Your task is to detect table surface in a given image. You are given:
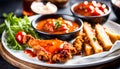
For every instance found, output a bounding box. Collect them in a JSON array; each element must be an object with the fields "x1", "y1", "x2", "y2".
[{"x1": 0, "y1": 0, "x2": 120, "y2": 69}]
